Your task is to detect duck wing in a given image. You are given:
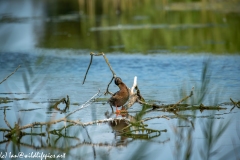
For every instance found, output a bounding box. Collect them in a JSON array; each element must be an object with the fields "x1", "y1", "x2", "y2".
[{"x1": 108, "y1": 91, "x2": 119, "y2": 106}]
